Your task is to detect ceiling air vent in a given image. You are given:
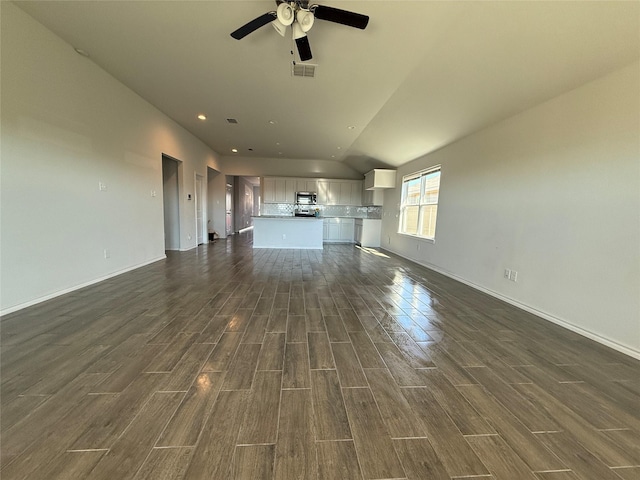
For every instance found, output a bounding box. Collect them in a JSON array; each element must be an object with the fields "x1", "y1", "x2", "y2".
[
  {"x1": 292, "y1": 63, "x2": 317, "y2": 78},
  {"x1": 226, "y1": 118, "x2": 238, "y2": 124}
]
